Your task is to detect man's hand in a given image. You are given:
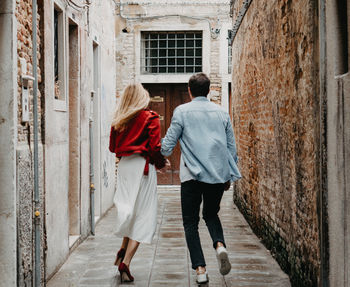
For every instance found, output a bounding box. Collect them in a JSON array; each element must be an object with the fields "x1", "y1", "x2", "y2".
[{"x1": 159, "y1": 159, "x2": 171, "y2": 174}]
